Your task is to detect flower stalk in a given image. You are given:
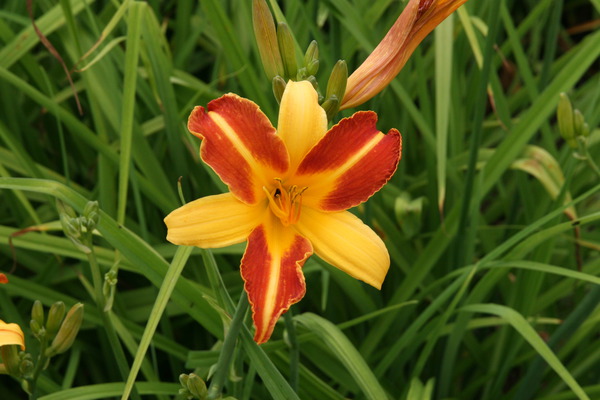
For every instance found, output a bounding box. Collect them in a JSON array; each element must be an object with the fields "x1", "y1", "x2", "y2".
[{"x1": 206, "y1": 293, "x2": 249, "y2": 400}]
